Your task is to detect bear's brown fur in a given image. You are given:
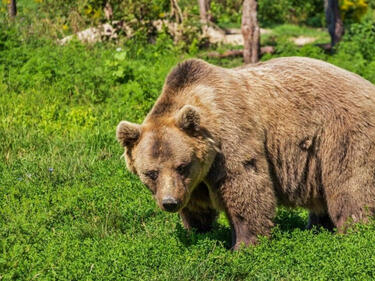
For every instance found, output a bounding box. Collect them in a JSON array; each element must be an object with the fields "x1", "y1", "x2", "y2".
[{"x1": 117, "y1": 57, "x2": 375, "y2": 249}]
